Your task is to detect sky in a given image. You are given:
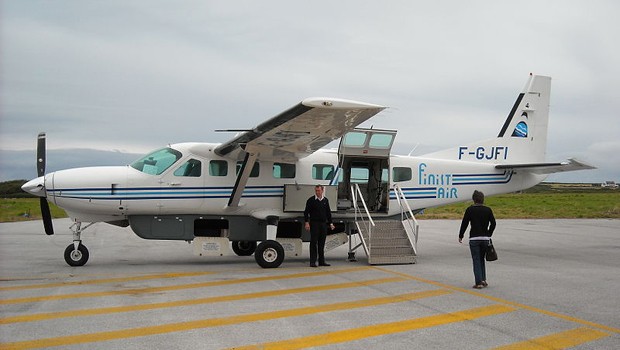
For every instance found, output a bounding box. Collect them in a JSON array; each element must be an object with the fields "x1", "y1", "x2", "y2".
[{"x1": 1, "y1": 0, "x2": 619, "y2": 182}]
